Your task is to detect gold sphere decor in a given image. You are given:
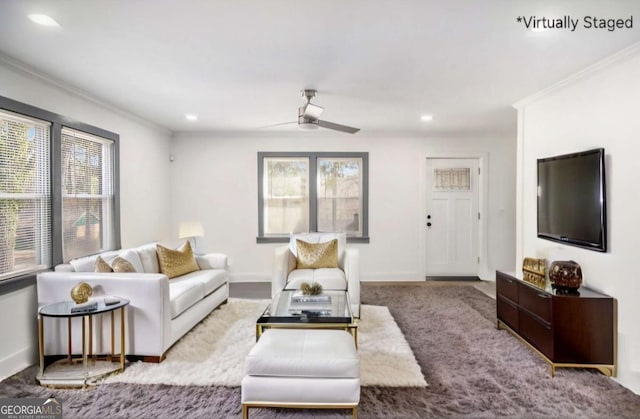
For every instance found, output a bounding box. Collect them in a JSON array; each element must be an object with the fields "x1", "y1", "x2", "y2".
[
  {"x1": 300, "y1": 282, "x2": 323, "y2": 296},
  {"x1": 70, "y1": 282, "x2": 93, "y2": 304}
]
